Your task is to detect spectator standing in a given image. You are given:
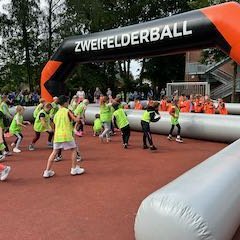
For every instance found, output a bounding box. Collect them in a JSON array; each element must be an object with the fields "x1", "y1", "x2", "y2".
[
  {"x1": 76, "y1": 87, "x2": 85, "y2": 103},
  {"x1": 106, "y1": 88, "x2": 112, "y2": 97},
  {"x1": 94, "y1": 87, "x2": 102, "y2": 103}
]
